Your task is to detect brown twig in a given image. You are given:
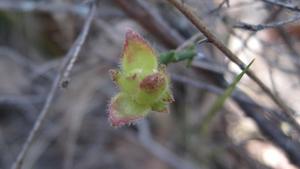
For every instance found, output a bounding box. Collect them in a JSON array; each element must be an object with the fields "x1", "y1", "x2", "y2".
[
  {"x1": 174, "y1": 67, "x2": 300, "y2": 167},
  {"x1": 228, "y1": 7, "x2": 282, "y2": 56},
  {"x1": 60, "y1": 3, "x2": 95, "y2": 88},
  {"x1": 208, "y1": 0, "x2": 230, "y2": 14},
  {"x1": 235, "y1": 97, "x2": 300, "y2": 167},
  {"x1": 166, "y1": 0, "x2": 300, "y2": 132},
  {"x1": 114, "y1": 0, "x2": 184, "y2": 48},
  {"x1": 234, "y1": 14, "x2": 300, "y2": 31},
  {"x1": 0, "y1": 1, "x2": 122, "y2": 18},
  {"x1": 10, "y1": 3, "x2": 95, "y2": 169},
  {"x1": 175, "y1": 32, "x2": 204, "y2": 51},
  {"x1": 0, "y1": 1, "x2": 89, "y2": 16},
  {"x1": 262, "y1": 0, "x2": 300, "y2": 12}
]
